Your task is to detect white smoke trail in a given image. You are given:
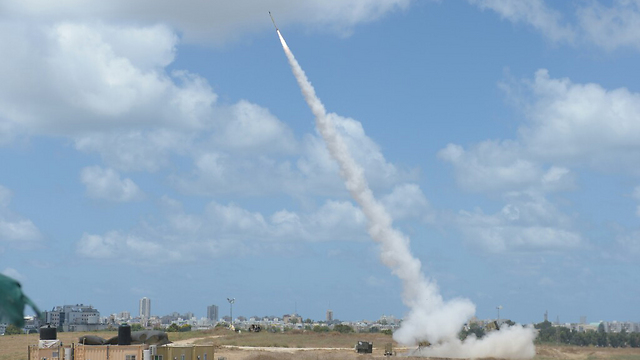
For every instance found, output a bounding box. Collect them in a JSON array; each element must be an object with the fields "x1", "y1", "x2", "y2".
[{"x1": 276, "y1": 30, "x2": 536, "y2": 359}]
